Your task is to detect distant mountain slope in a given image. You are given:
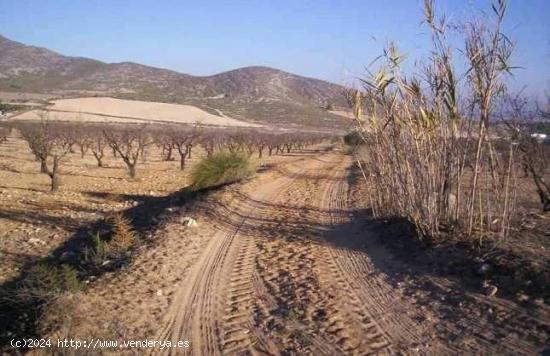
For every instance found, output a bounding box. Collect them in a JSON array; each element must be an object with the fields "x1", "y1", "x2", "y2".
[{"x1": 0, "y1": 35, "x2": 349, "y2": 129}]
